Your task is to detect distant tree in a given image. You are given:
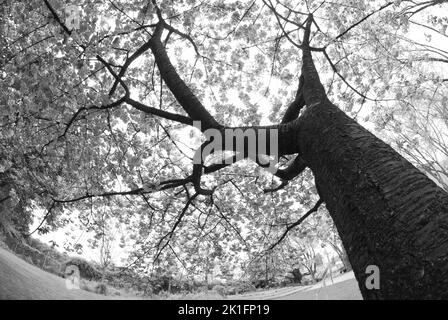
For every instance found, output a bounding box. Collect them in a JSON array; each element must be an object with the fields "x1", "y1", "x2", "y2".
[{"x1": 291, "y1": 267, "x2": 302, "y2": 284}]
